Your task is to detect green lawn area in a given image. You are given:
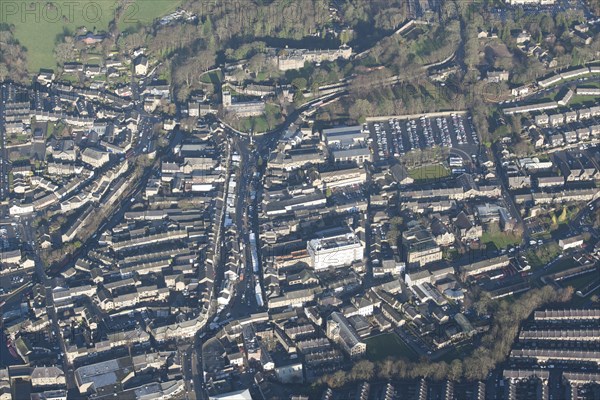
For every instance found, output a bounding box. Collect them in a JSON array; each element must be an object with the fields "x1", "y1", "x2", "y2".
[
  {"x1": 408, "y1": 164, "x2": 450, "y2": 181},
  {"x1": 240, "y1": 116, "x2": 269, "y2": 133},
  {"x1": 566, "y1": 95, "x2": 597, "y2": 108},
  {"x1": 365, "y1": 333, "x2": 417, "y2": 362},
  {"x1": 561, "y1": 273, "x2": 598, "y2": 292},
  {"x1": 8, "y1": 0, "x2": 180, "y2": 71},
  {"x1": 541, "y1": 256, "x2": 578, "y2": 275},
  {"x1": 481, "y1": 231, "x2": 521, "y2": 250},
  {"x1": 434, "y1": 342, "x2": 474, "y2": 363},
  {"x1": 60, "y1": 74, "x2": 80, "y2": 83},
  {"x1": 577, "y1": 80, "x2": 600, "y2": 89},
  {"x1": 200, "y1": 70, "x2": 224, "y2": 85},
  {"x1": 45, "y1": 122, "x2": 54, "y2": 138},
  {"x1": 117, "y1": 0, "x2": 180, "y2": 31},
  {"x1": 236, "y1": 103, "x2": 282, "y2": 133},
  {"x1": 571, "y1": 286, "x2": 600, "y2": 307},
  {"x1": 526, "y1": 242, "x2": 562, "y2": 269}
]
